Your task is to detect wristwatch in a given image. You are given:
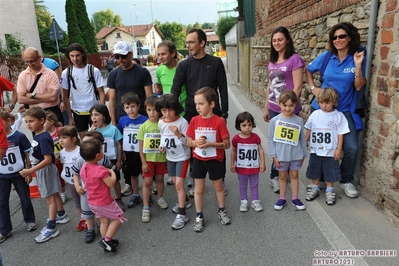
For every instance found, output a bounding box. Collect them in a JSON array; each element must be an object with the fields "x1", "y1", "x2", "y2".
[
  {"x1": 221, "y1": 113, "x2": 229, "y2": 119},
  {"x1": 8, "y1": 103, "x2": 15, "y2": 110},
  {"x1": 31, "y1": 92, "x2": 36, "y2": 99}
]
